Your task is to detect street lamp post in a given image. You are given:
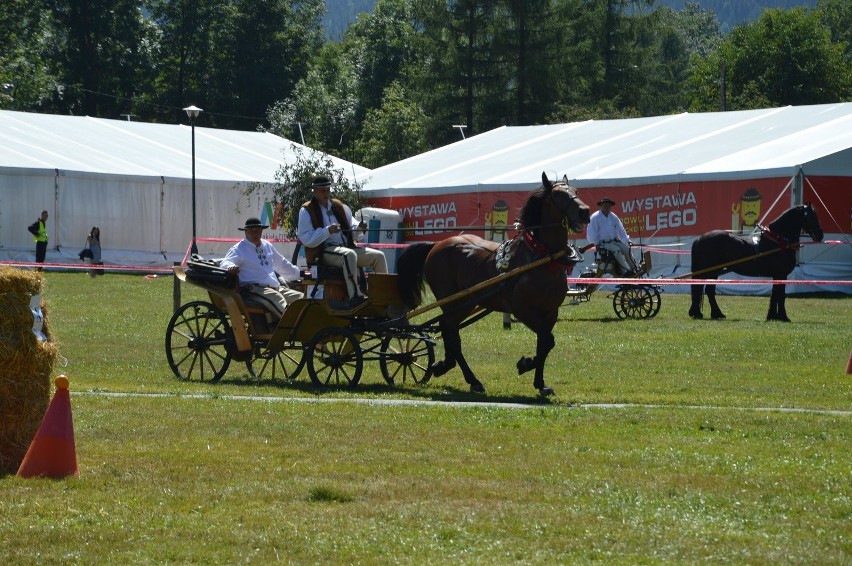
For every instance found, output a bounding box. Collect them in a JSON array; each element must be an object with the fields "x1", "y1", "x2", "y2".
[{"x1": 183, "y1": 105, "x2": 203, "y2": 256}]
